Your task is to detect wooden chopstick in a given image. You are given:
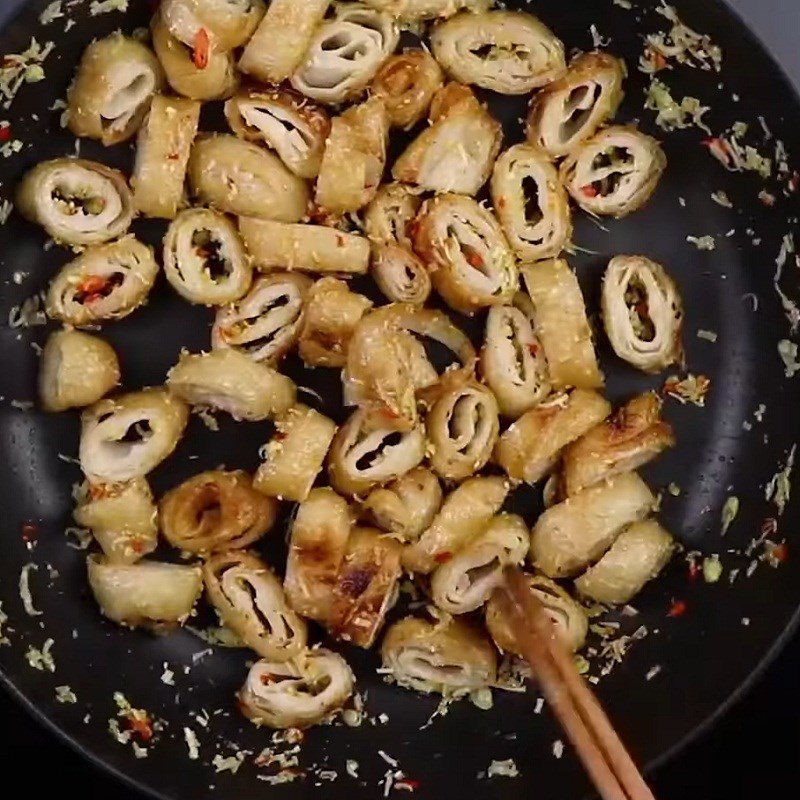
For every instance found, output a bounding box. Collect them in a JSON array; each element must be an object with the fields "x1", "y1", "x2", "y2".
[{"x1": 496, "y1": 567, "x2": 657, "y2": 800}]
